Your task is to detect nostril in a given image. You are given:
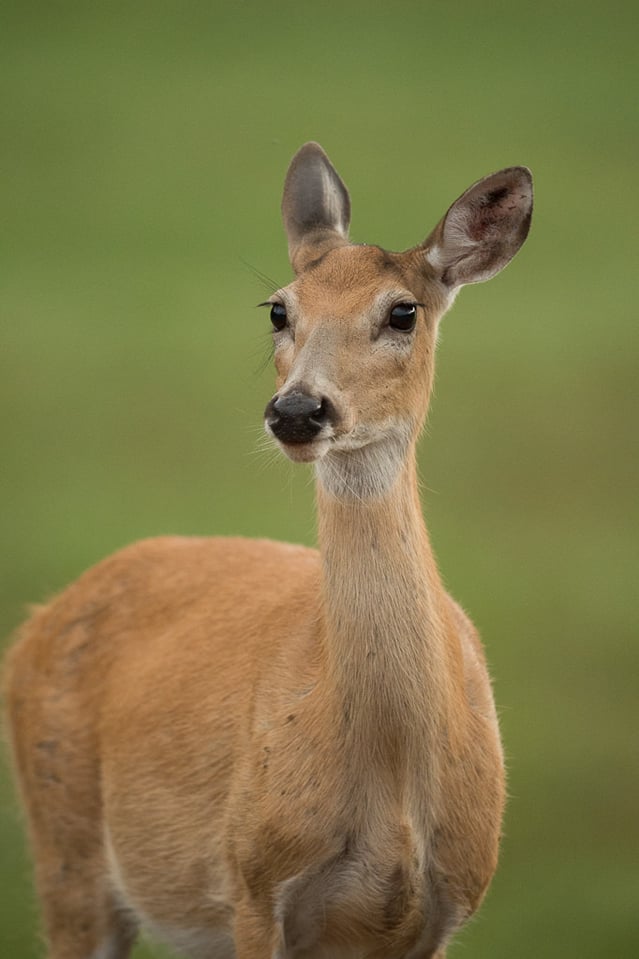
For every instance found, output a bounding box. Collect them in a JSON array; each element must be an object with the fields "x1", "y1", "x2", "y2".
[
  {"x1": 264, "y1": 395, "x2": 280, "y2": 423},
  {"x1": 309, "y1": 397, "x2": 330, "y2": 426}
]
